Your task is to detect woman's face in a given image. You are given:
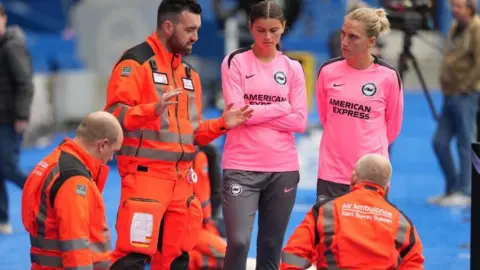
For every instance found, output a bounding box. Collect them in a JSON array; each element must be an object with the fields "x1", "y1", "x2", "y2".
[
  {"x1": 249, "y1": 18, "x2": 285, "y2": 50},
  {"x1": 341, "y1": 18, "x2": 376, "y2": 59}
]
